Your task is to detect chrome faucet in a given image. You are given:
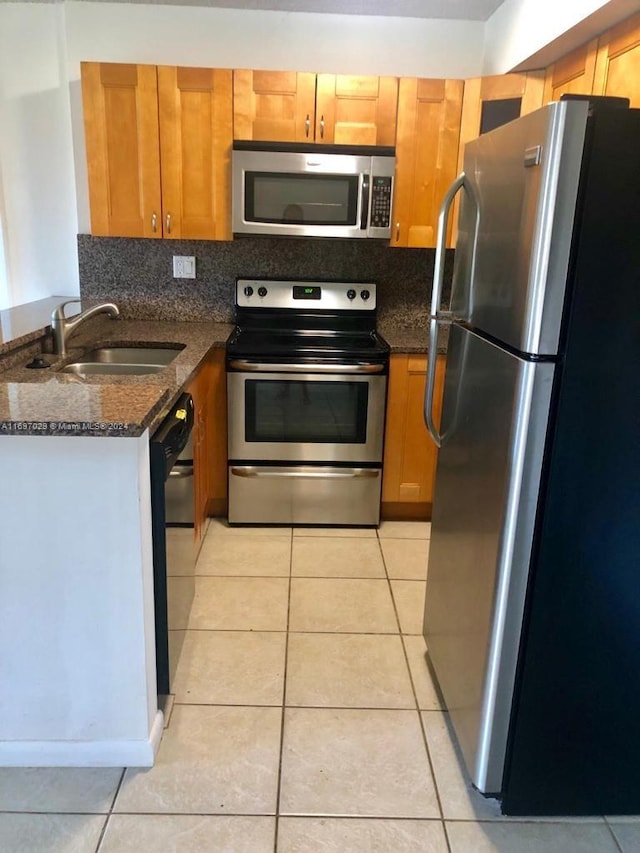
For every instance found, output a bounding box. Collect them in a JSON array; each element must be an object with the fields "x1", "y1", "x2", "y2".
[{"x1": 51, "y1": 299, "x2": 120, "y2": 356}]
